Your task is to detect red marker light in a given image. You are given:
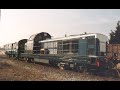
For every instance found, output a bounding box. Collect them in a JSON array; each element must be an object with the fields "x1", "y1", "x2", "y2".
[{"x1": 96, "y1": 59, "x2": 100, "y2": 67}]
